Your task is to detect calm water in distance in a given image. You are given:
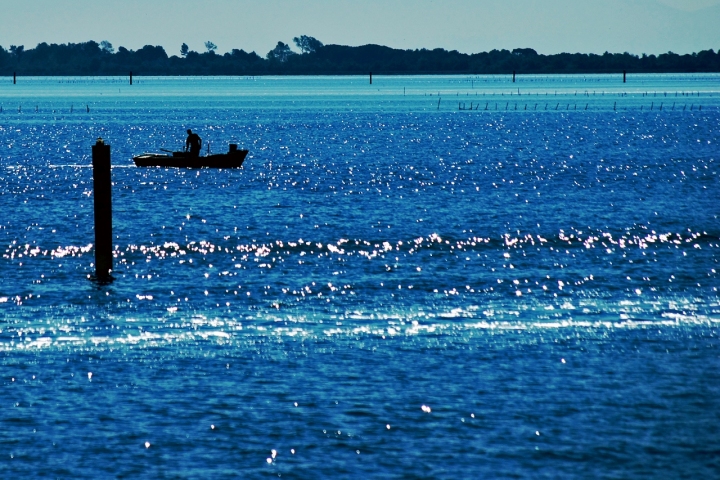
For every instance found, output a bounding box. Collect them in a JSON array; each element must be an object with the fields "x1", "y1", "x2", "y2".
[{"x1": 1, "y1": 75, "x2": 719, "y2": 478}]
